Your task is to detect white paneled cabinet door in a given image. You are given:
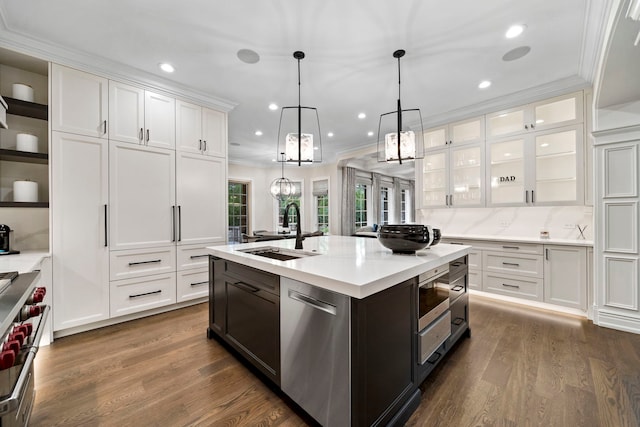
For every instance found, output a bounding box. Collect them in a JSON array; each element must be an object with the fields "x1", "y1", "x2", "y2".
[
  {"x1": 51, "y1": 64, "x2": 108, "y2": 138},
  {"x1": 109, "y1": 81, "x2": 144, "y2": 144},
  {"x1": 176, "y1": 152, "x2": 226, "y2": 244},
  {"x1": 202, "y1": 107, "x2": 227, "y2": 158},
  {"x1": 176, "y1": 100, "x2": 203, "y2": 153},
  {"x1": 144, "y1": 91, "x2": 175, "y2": 149},
  {"x1": 422, "y1": 150, "x2": 449, "y2": 207},
  {"x1": 110, "y1": 142, "x2": 176, "y2": 250},
  {"x1": 543, "y1": 245, "x2": 587, "y2": 310},
  {"x1": 52, "y1": 132, "x2": 109, "y2": 330}
]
